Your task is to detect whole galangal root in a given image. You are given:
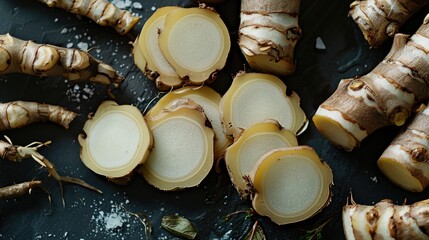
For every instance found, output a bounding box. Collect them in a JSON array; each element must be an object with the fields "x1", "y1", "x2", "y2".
[
  {"x1": 239, "y1": 0, "x2": 301, "y2": 76},
  {"x1": 0, "y1": 34, "x2": 123, "y2": 86},
  {"x1": 38, "y1": 0, "x2": 140, "y2": 35},
  {"x1": 313, "y1": 14, "x2": 429, "y2": 151},
  {"x1": 0, "y1": 101, "x2": 77, "y2": 131},
  {"x1": 350, "y1": 0, "x2": 429, "y2": 47},
  {"x1": 378, "y1": 104, "x2": 429, "y2": 192},
  {"x1": 343, "y1": 199, "x2": 429, "y2": 239}
]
